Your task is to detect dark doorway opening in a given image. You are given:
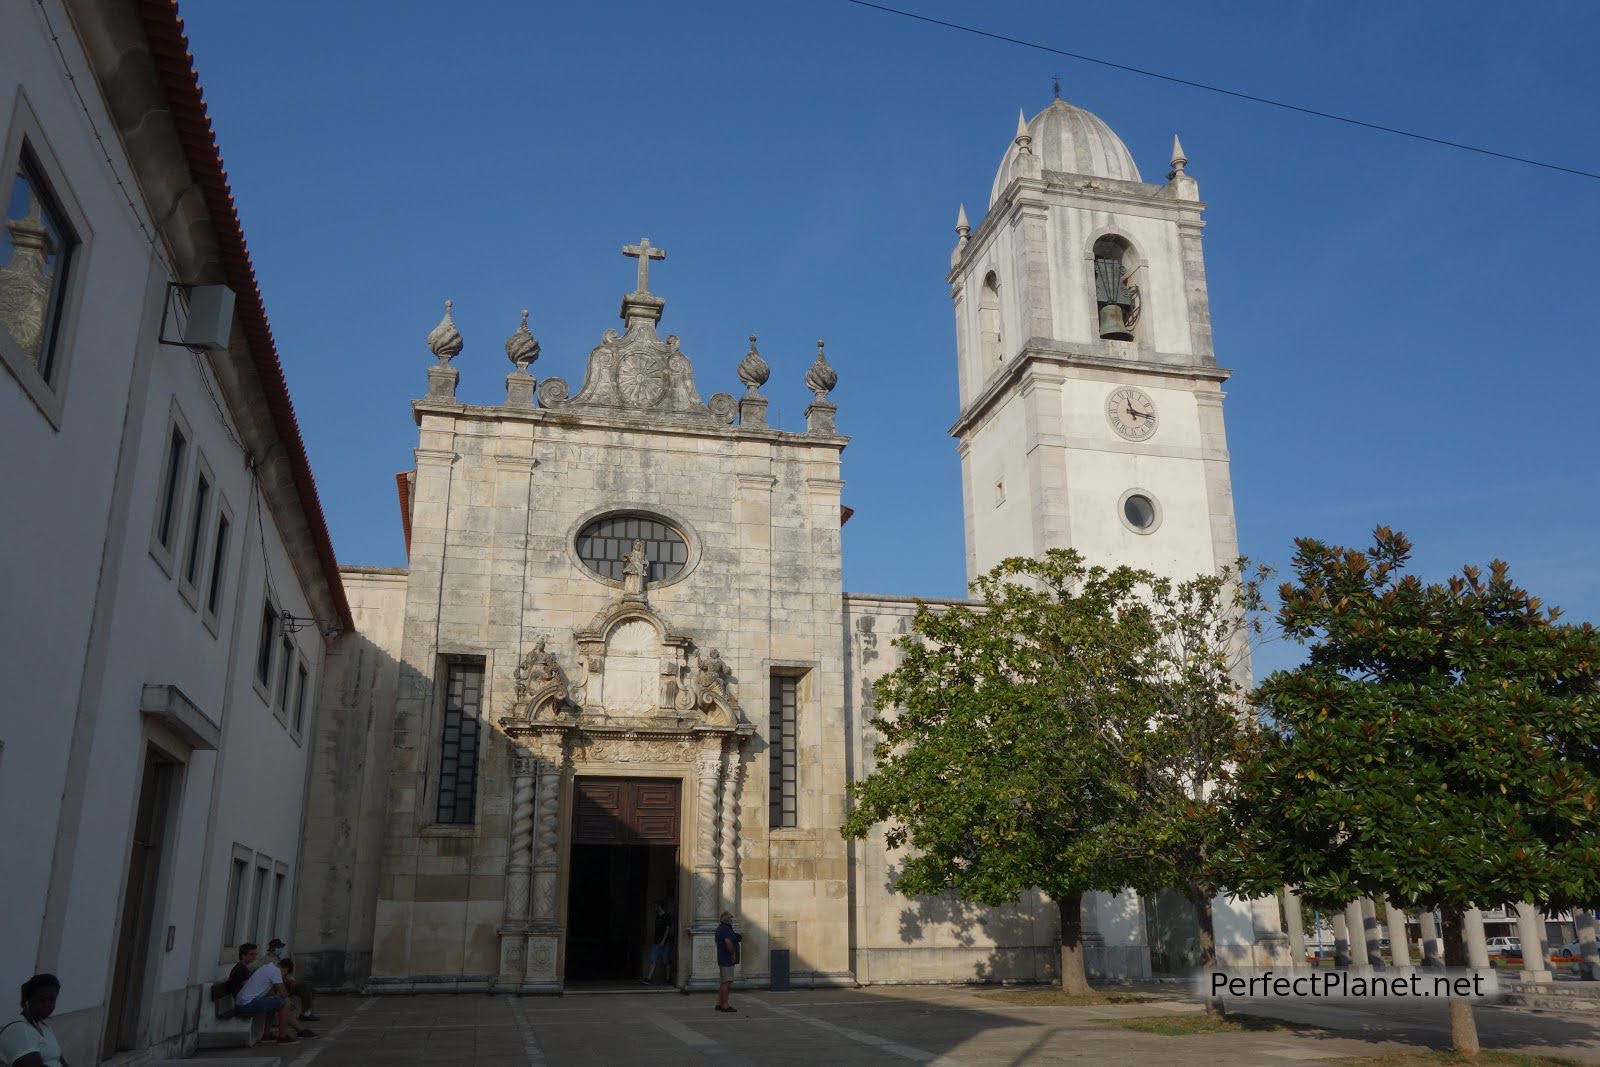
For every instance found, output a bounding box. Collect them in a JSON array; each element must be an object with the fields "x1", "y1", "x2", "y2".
[
  {"x1": 104, "y1": 746, "x2": 179, "y2": 1056},
  {"x1": 565, "y1": 777, "x2": 680, "y2": 984}
]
